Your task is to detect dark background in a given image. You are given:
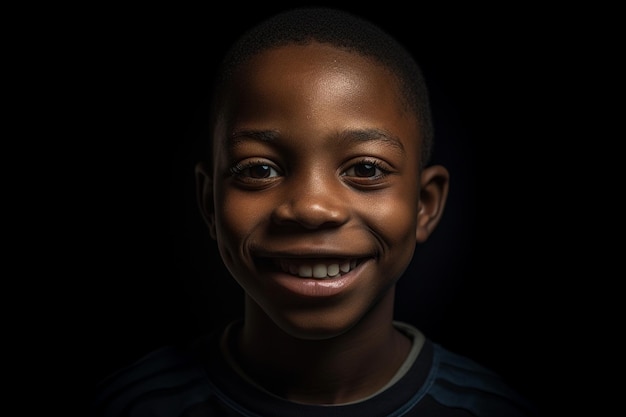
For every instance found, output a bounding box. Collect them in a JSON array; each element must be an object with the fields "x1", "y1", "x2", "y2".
[{"x1": 54, "y1": 3, "x2": 601, "y2": 415}]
